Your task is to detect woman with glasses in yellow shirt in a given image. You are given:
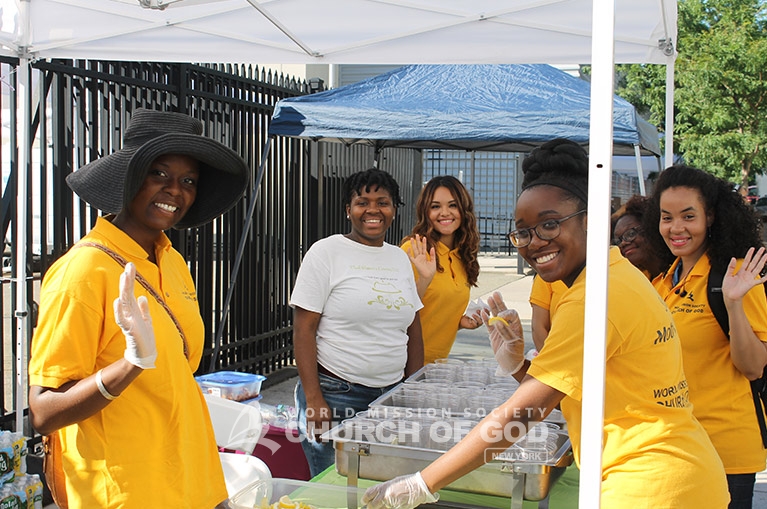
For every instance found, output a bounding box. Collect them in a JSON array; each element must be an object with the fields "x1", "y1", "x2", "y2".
[{"x1": 363, "y1": 138, "x2": 729, "y2": 509}]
